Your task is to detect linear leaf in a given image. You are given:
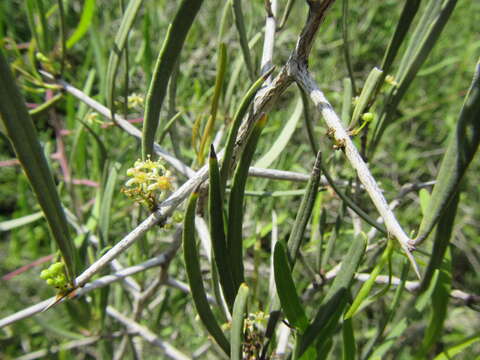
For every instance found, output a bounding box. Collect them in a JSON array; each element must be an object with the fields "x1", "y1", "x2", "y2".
[
  {"x1": 98, "y1": 163, "x2": 118, "y2": 246},
  {"x1": 420, "y1": 193, "x2": 458, "y2": 291},
  {"x1": 0, "y1": 212, "x2": 44, "y2": 232},
  {"x1": 418, "y1": 248, "x2": 452, "y2": 358},
  {"x1": 220, "y1": 67, "x2": 274, "y2": 192},
  {"x1": 342, "y1": 317, "x2": 356, "y2": 360},
  {"x1": 183, "y1": 192, "x2": 230, "y2": 355},
  {"x1": 197, "y1": 43, "x2": 227, "y2": 165},
  {"x1": 380, "y1": 0, "x2": 421, "y2": 77},
  {"x1": 349, "y1": 67, "x2": 383, "y2": 129},
  {"x1": 371, "y1": 0, "x2": 458, "y2": 152},
  {"x1": 106, "y1": 0, "x2": 143, "y2": 115},
  {"x1": 231, "y1": 0, "x2": 255, "y2": 80},
  {"x1": 231, "y1": 283, "x2": 249, "y2": 360},
  {"x1": 299, "y1": 235, "x2": 366, "y2": 356},
  {"x1": 344, "y1": 240, "x2": 393, "y2": 319},
  {"x1": 415, "y1": 60, "x2": 479, "y2": 243},
  {"x1": 0, "y1": 52, "x2": 76, "y2": 283},
  {"x1": 433, "y1": 335, "x2": 480, "y2": 360},
  {"x1": 209, "y1": 145, "x2": 236, "y2": 309},
  {"x1": 227, "y1": 114, "x2": 268, "y2": 291},
  {"x1": 142, "y1": 0, "x2": 204, "y2": 158},
  {"x1": 255, "y1": 98, "x2": 303, "y2": 169},
  {"x1": 274, "y1": 242, "x2": 309, "y2": 332},
  {"x1": 66, "y1": 0, "x2": 96, "y2": 49},
  {"x1": 287, "y1": 152, "x2": 322, "y2": 265}
]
